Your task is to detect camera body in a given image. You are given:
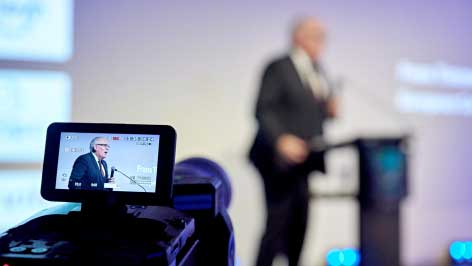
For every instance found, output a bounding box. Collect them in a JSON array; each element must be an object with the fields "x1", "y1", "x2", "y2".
[{"x1": 0, "y1": 123, "x2": 235, "y2": 266}]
